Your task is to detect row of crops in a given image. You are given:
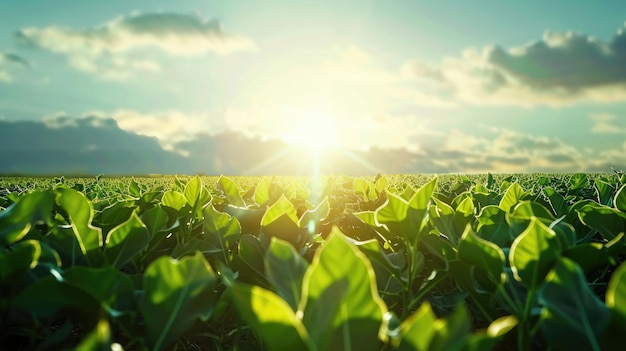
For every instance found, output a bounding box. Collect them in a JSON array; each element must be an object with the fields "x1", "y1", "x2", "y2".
[{"x1": 1, "y1": 173, "x2": 625, "y2": 350}]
